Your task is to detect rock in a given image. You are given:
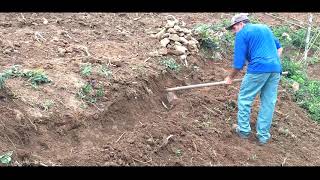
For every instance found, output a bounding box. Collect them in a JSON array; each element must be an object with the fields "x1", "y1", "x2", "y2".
[
  {"x1": 167, "y1": 49, "x2": 184, "y2": 56},
  {"x1": 179, "y1": 21, "x2": 186, "y2": 27},
  {"x1": 158, "y1": 48, "x2": 168, "y2": 55},
  {"x1": 173, "y1": 25, "x2": 182, "y2": 32},
  {"x1": 165, "y1": 20, "x2": 176, "y2": 28},
  {"x1": 182, "y1": 28, "x2": 192, "y2": 34},
  {"x1": 292, "y1": 82, "x2": 300, "y2": 92},
  {"x1": 14, "y1": 109, "x2": 24, "y2": 121},
  {"x1": 175, "y1": 41, "x2": 182, "y2": 46},
  {"x1": 154, "y1": 28, "x2": 166, "y2": 39},
  {"x1": 167, "y1": 43, "x2": 174, "y2": 49},
  {"x1": 160, "y1": 38, "x2": 170, "y2": 47},
  {"x1": 190, "y1": 37, "x2": 199, "y2": 44},
  {"x1": 174, "y1": 45, "x2": 188, "y2": 54},
  {"x1": 43, "y1": 18, "x2": 48, "y2": 24},
  {"x1": 160, "y1": 33, "x2": 170, "y2": 39},
  {"x1": 146, "y1": 138, "x2": 155, "y2": 146},
  {"x1": 180, "y1": 54, "x2": 187, "y2": 61},
  {"x1": 3, "y1": 48, "x2": 12, "y2": 54},
  {"x1": 179, "y1": 37, "x2": 189, "y2": 45},
  {"x1": 185, "y1": 34, "x2": 192, "y2": 40},
  {"x1": 148, "y1": 51, "x2": 161, "y2": 57},
  {"x1": 168, "y1": 34, "x2": 180, "y2": 42},
  {"x1": 58, "y1": 47, "x2": 66, "y2": 57},
  {"x1": 167, "y1": 28, "x2": 177, "y2": 34},
  {"x1": 65, "y1": 46, "x2": 73, "y2": 53},
  {"x1": 178, "y1": 33, "x2": 185, "y2": 37}
]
